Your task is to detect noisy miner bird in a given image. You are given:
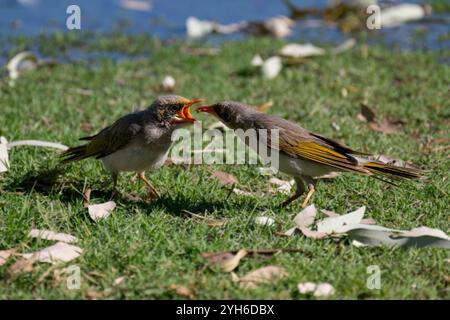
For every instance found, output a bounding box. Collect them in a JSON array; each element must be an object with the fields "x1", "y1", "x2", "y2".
[
  {"x1": 197, "y1": 101, "x2": 422, "y2": 207},
  {"x1": 61, "y1": 95, "x2": 201, "y2": 198}
]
